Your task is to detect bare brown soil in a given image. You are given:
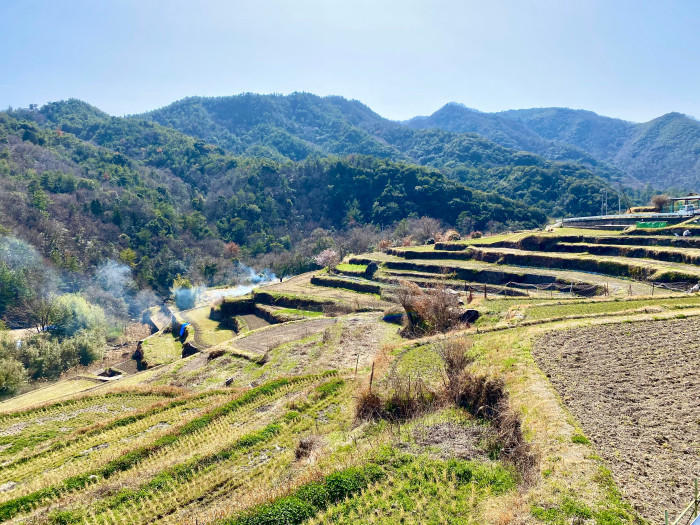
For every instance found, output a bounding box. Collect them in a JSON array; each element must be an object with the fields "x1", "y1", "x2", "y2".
[
  {"x1": 412, "y1": 422, "x2": 491, "y2": 460},
  {"x1": 233, "y1": 317, "x2": 338, "y2": 356},
  {"x1": 290, "y1": 313, "x2": 392, "y2": 374},
  {"x1": 534, "y1": 318, "x2": 700, "y2": 522},
  {"x1": 239, "y1": 314, "x2": 269, "y2": 331}
]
